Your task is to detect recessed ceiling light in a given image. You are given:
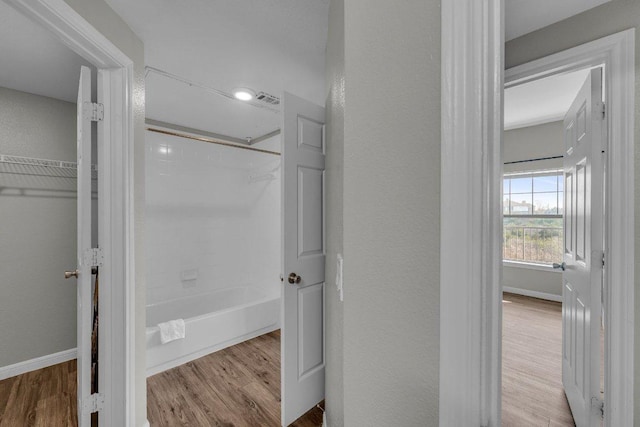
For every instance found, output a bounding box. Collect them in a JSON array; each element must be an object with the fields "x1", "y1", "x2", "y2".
[{"x1": 233, "y1": 88, "x2": 255, "y2": 101}]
